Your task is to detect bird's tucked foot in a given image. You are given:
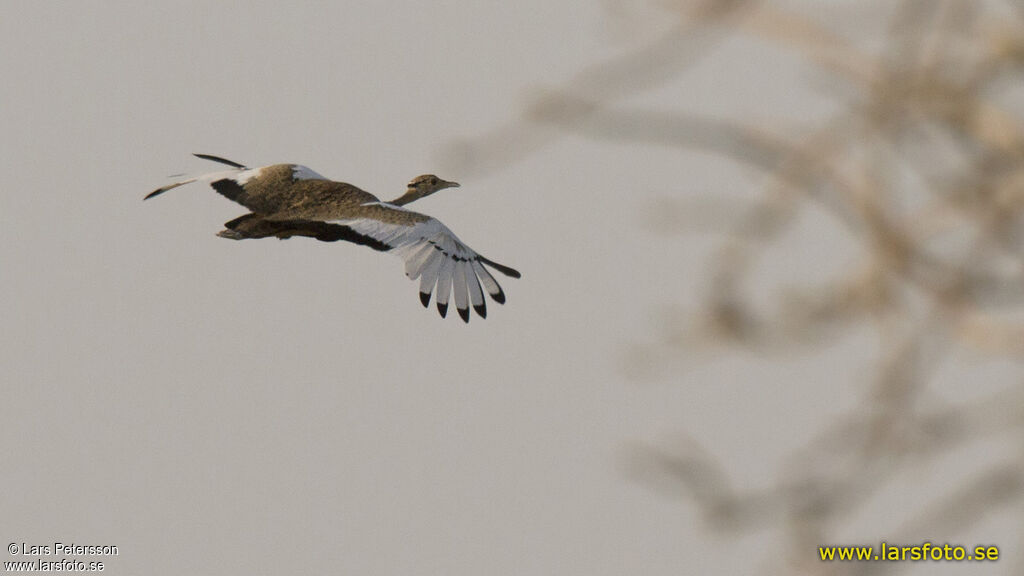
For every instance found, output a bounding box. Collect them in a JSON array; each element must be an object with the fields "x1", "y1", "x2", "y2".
[{"x1": 216, "y1": 229, "x2": 245, "y2": 240}]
